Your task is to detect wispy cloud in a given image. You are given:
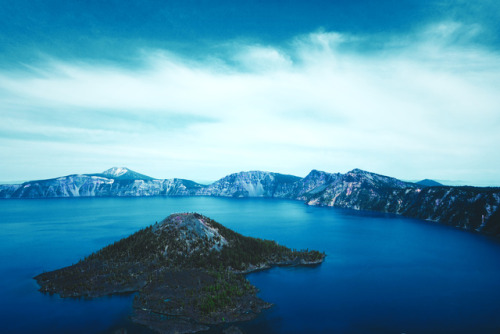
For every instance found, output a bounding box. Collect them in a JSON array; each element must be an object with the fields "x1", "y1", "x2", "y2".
[{"x1": 1, "y1": 22, "x2": 499, "y2": 185}]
